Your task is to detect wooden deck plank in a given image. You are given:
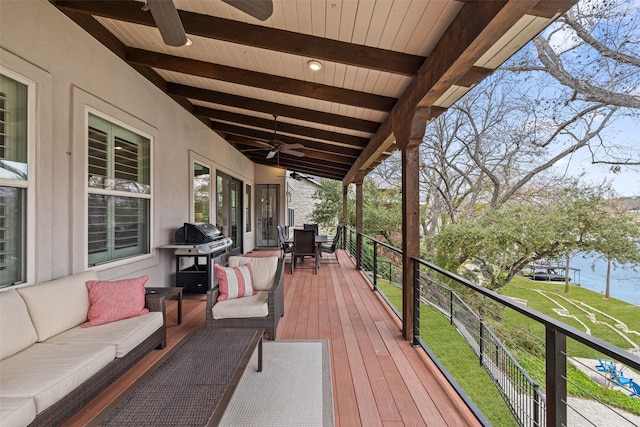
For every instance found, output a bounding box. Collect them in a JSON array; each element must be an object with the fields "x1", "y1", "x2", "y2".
[
  {"x1": 65, "y1": 249, "x2": 483, "y2": 427},
  {"x1": 335, "y1": 265, "x2": 403, "y2": 423}
]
